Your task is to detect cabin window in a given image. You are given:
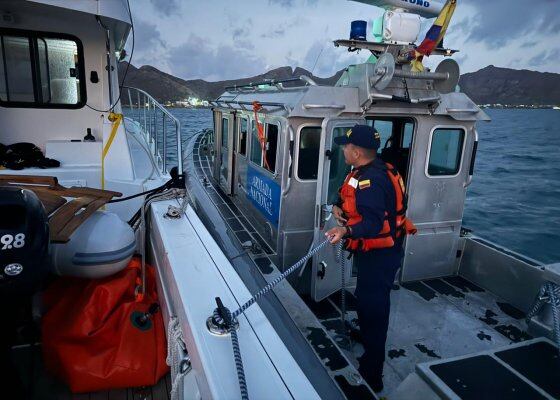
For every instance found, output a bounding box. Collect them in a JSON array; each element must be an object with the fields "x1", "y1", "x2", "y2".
[
  {"x1": 427, "y1": 128, "x2": 465, "y2": 176},
  {"x1": 402, "y1": 122, "x2": 414, "y2": 149},
  {"x1": 239, "y1": 117, "x2": 248, "y2": 156},
  {"x1": 369, "y1": 120, "x2": 393, "y2": 149},
  {"x1": 250, "y1": 120, "x2": 262, "y2": 165},
  {"x1": 250, "y1": 119, "x2": 278, "y2": 173},
  {"x1": 327, "y1": 126, "x2": 352, "y2": 205},
  {"x1": 221, "y1": 117, "x2": 229, "y2": 147},
  {"x1": 264, "y1": 123, "x2": 278, "y2": 173},
  {"x1": 297, "y1": 126, "x2": 321, "y2": 180},
  {"x1": 0, "y1": 29, "x2": 86, "y2": 108}
]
